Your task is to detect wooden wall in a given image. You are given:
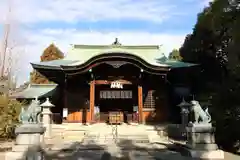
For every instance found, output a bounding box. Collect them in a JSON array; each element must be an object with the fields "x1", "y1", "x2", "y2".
[
  {"x1": 64, "y1": 83, "x2": 90, "y2": 123},
  {"x1": 142, "y1": 85, "x2": 169, "y2": 123},
  {"x1": 64, "y1": 86, "x2": 169, "y2": 123},
  {"x1": 66, "y1": 111, "x2": 91, "y2": 123},
  {"x1": 63, "y1": 73, "x2": 170, "y2": 124}
]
